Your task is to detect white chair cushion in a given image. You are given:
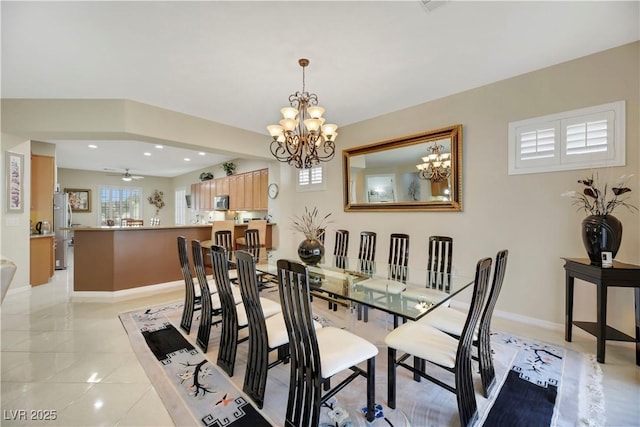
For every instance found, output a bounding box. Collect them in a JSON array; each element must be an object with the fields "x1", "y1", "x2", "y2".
[
  {"x1": 316, "y1": 326, "x2": 378, "y2": 378},
  {"x1": 385, "y1": 321, "x2": 458, "y2": 369},
  {"x1": 237, "y1": 297, "x2": 281, "y2": 326},
  {"x1": 360, "y1": 278, "x2": 406, "y2": 294},
  {"x1": 418, "y1": 307, "x2": 478, "y2": 340},
  {"x1": 193, "y1": 275, "x2": 216, "y2": 298},
  {"x1": 266, "y1": 314, "x2": 322, "y2": 348}
]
